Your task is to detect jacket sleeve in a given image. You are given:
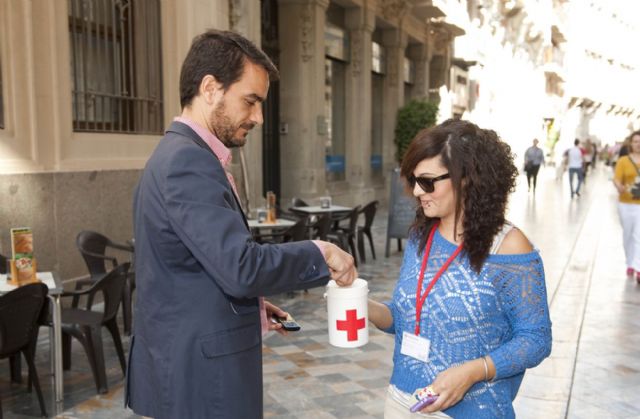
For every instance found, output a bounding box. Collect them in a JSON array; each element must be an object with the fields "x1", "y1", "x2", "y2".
[
  {"x1": 162, "y1": 142, "x2": 330, "y2": 299},
  {"x1": 488, "y1": 254, "x2": 553, "y2": 380}
]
